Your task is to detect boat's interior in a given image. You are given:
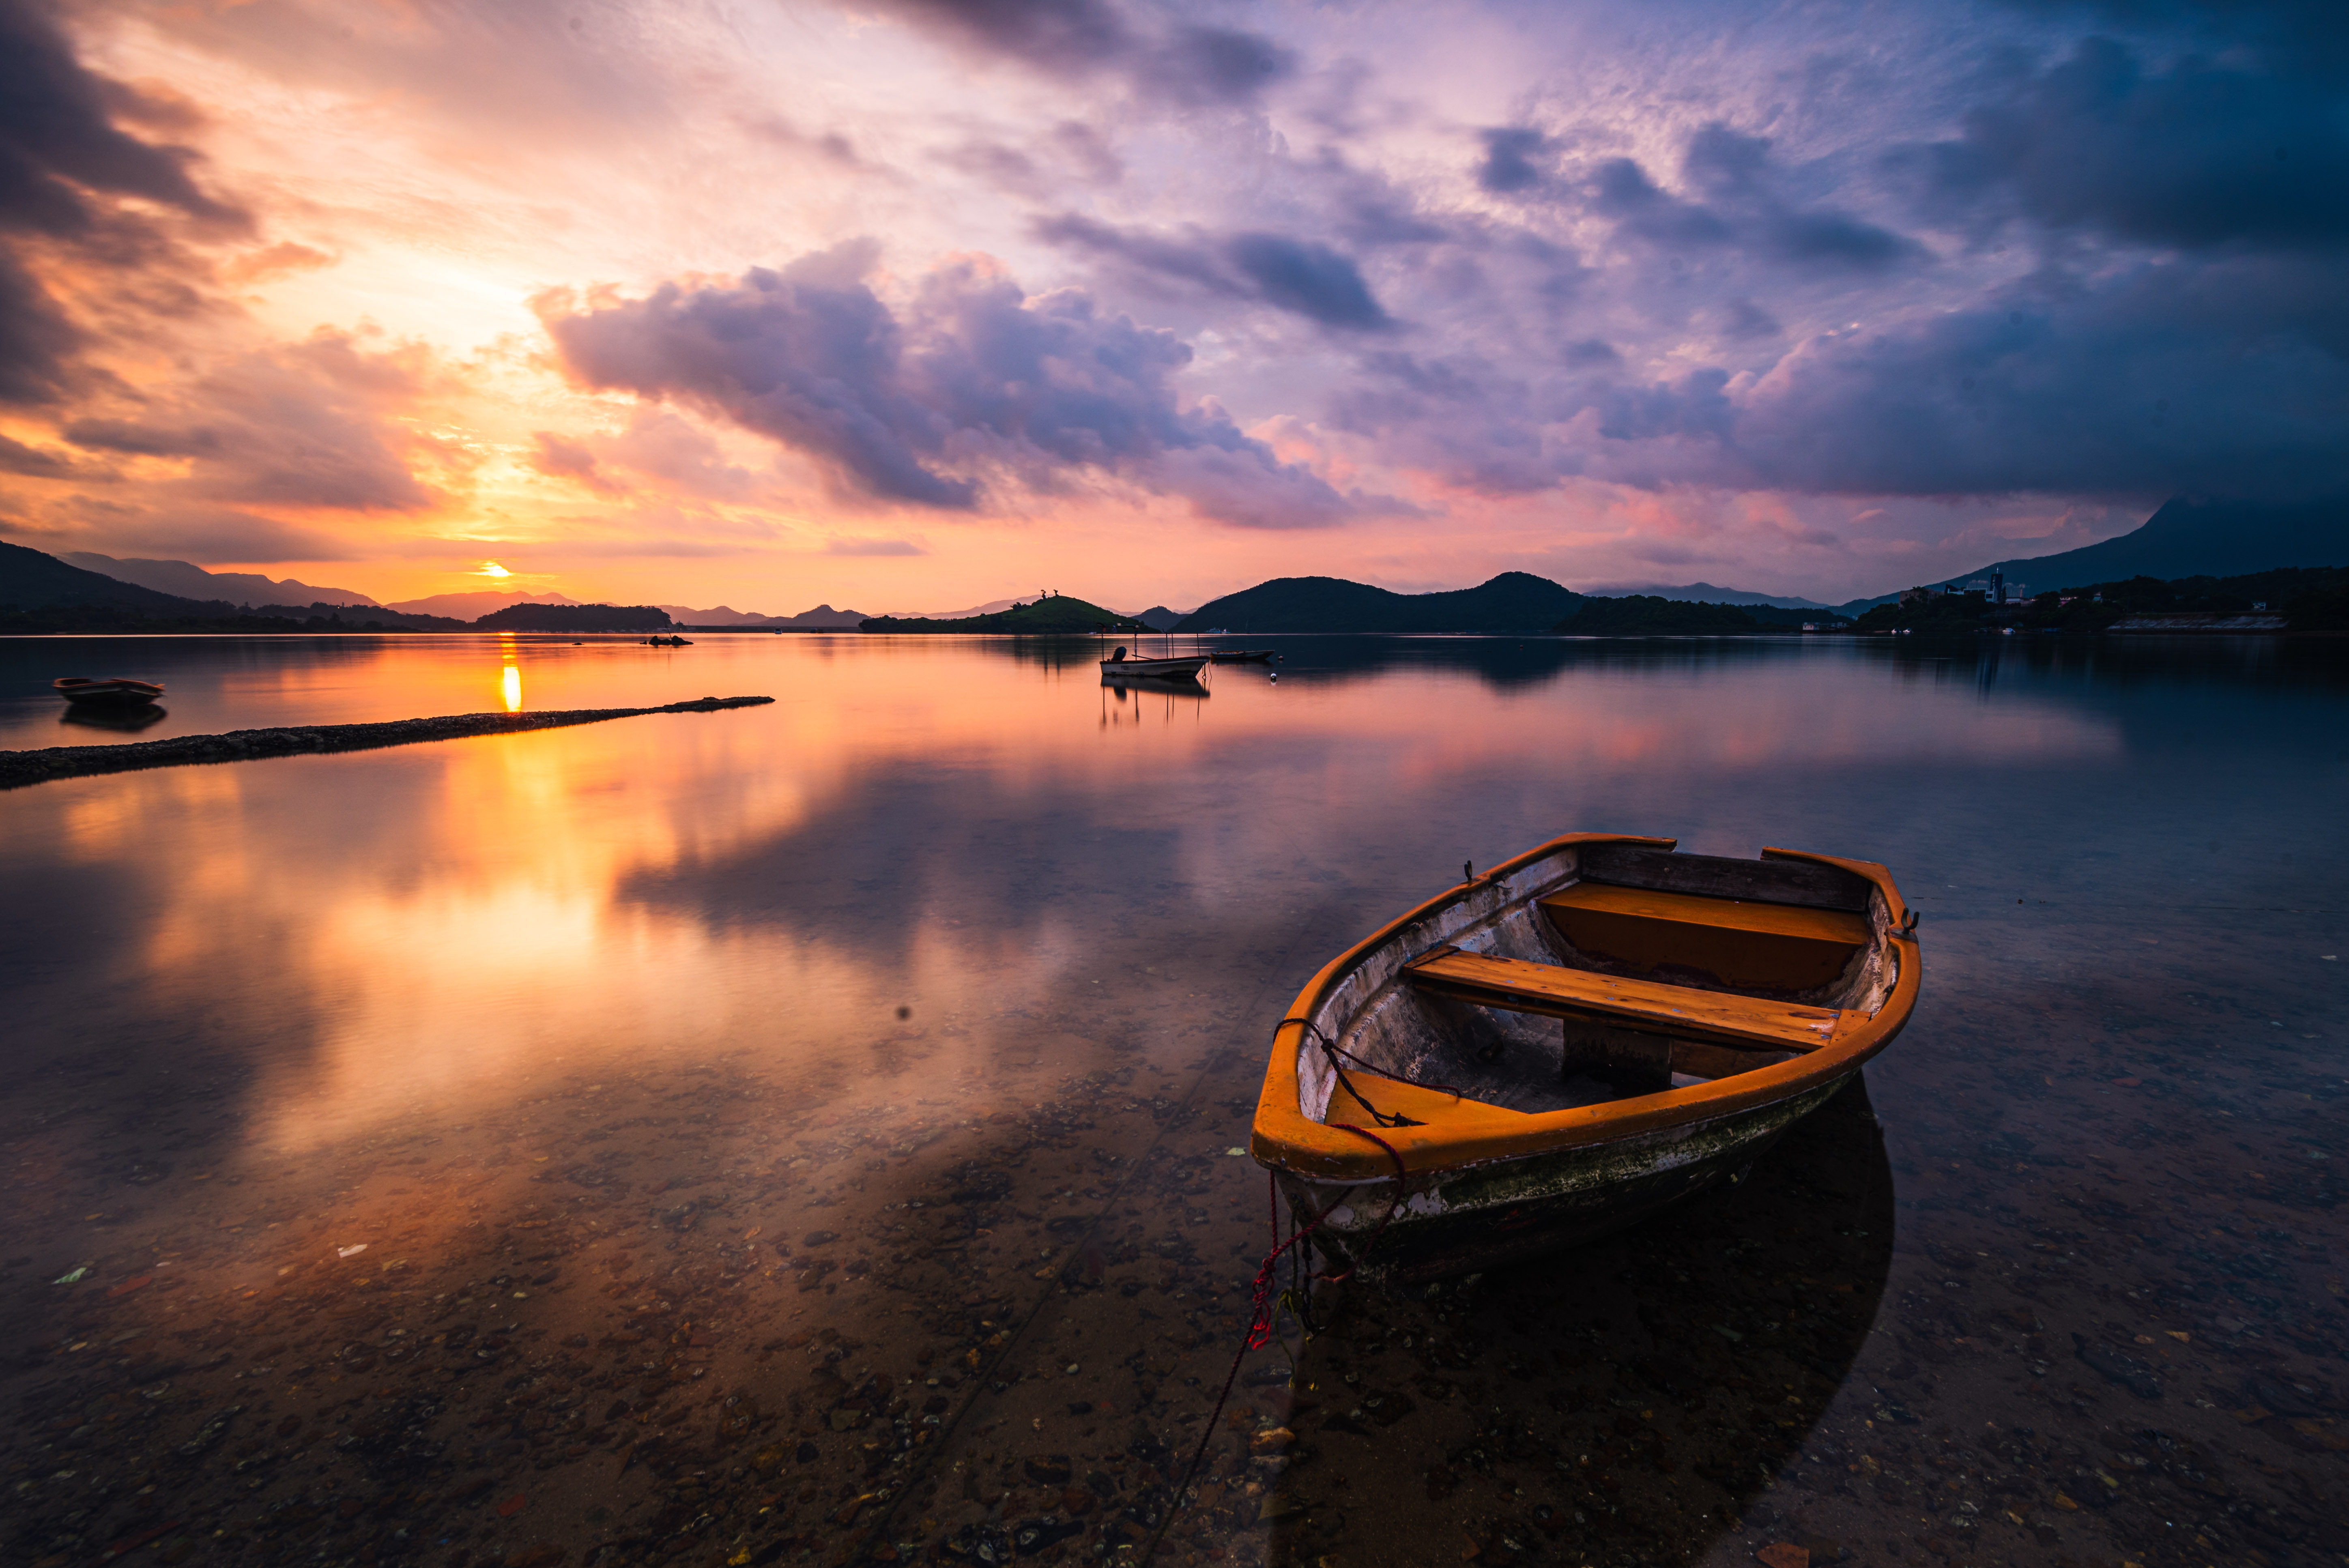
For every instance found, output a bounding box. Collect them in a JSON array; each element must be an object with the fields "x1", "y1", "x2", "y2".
[{"x1": 1307, "y1": 843, "x2": 1901, "y2": 1125}]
